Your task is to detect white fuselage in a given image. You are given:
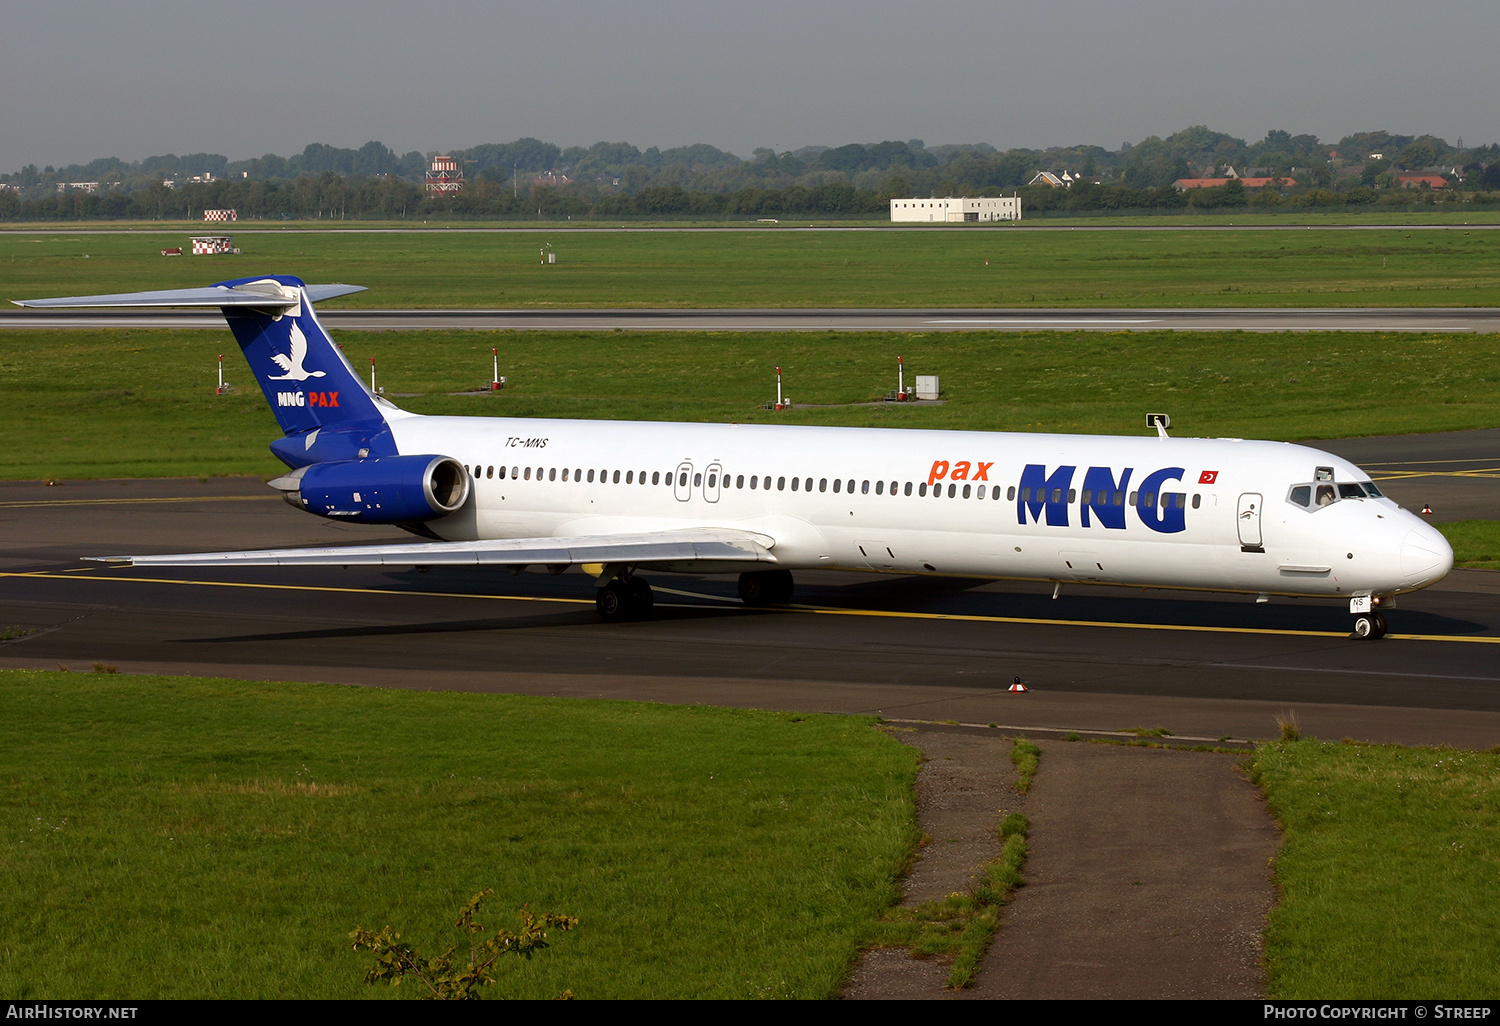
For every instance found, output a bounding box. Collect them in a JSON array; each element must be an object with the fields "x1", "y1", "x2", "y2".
[{"x1": 386, "y1": 412, "x2": 1454, "y2": 601}]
